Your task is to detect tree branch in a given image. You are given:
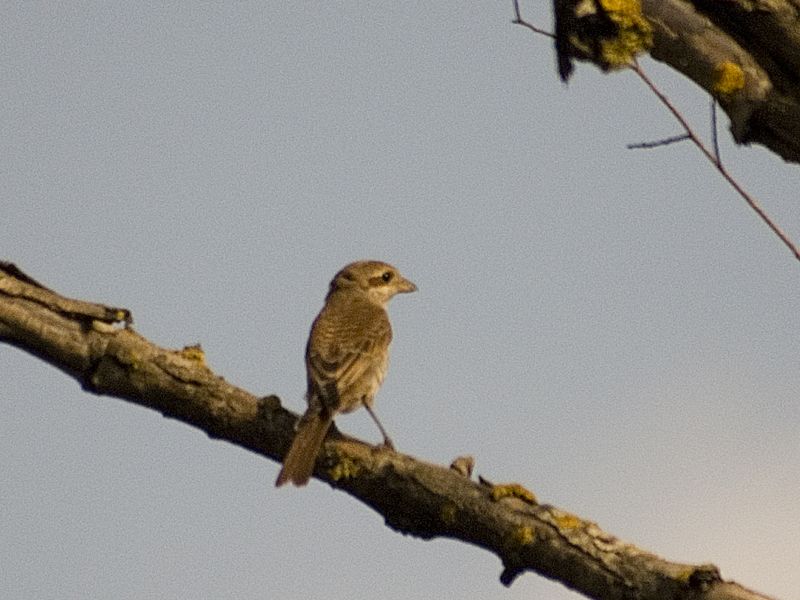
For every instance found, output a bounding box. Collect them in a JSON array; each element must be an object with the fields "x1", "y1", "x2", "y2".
[
  {"x1": 536, "y1": 0, "x2": 800, "y2": 163},
  {"x1": 514, "y1": 3, "x2": 800, "y2": 262},
  {"x1": 0, "y1": 262, "x2": 775, "y2": 600},
  {"x1": 645, "y1": 0, "x2": 800, "y2": 164}
]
